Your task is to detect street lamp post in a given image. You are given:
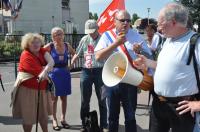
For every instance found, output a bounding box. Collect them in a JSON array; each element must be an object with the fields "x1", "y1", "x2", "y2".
[
  {"x1": 52, "y1": 16, "x2": 55, "y2": 28},
  {"x1": 147, "y1": 8, "x2": 150, "y2": 25}
]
